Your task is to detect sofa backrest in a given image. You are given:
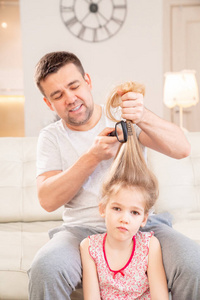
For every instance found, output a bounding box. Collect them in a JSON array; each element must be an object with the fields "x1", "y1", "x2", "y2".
[
  {"x1": 0, "y1": 133, "x2": 199, "y2": 224},
  {"x1": 147, "y1": 132, "x2": 200, "y2": 222},
  {"x1": 0, "y1": 137, "x2": 63, "y2": 222}
]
